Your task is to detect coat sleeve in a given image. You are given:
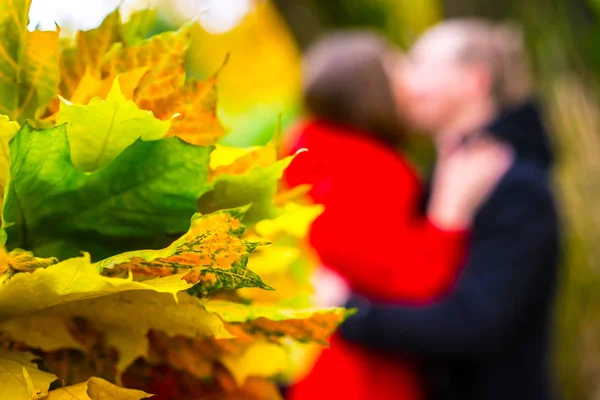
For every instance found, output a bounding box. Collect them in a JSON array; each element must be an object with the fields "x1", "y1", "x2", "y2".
[
  {"x1": 339, "y1": 174, "x2": 558, "y2": 355},
  {"x1": 307, "y1": 148, "x2": 468, "y2": 302}
]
